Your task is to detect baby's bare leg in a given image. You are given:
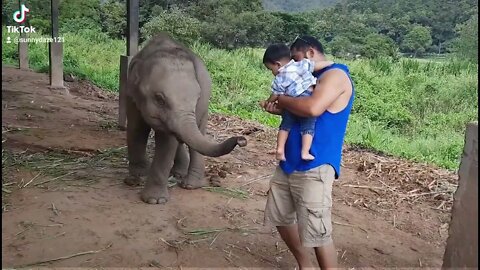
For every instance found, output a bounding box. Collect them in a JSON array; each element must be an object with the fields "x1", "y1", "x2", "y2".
[
  {"x1": 276, "y1": 130, "x2": 289, "y2": 161},
  {"x1": 301, "y1": 134, "x2": 315, "y2": 161}
]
